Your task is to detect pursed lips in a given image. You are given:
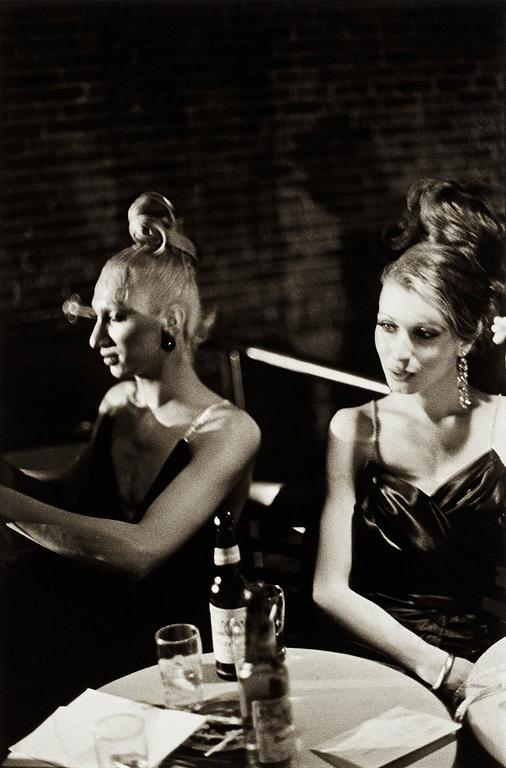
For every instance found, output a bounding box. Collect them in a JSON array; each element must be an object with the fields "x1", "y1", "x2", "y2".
[
  {"x1": 388, "y1": 368, "x2": 414, "y2": 380},
  {"x1": 101, "y1": 351, "x2": 119, "y2": 364}
]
